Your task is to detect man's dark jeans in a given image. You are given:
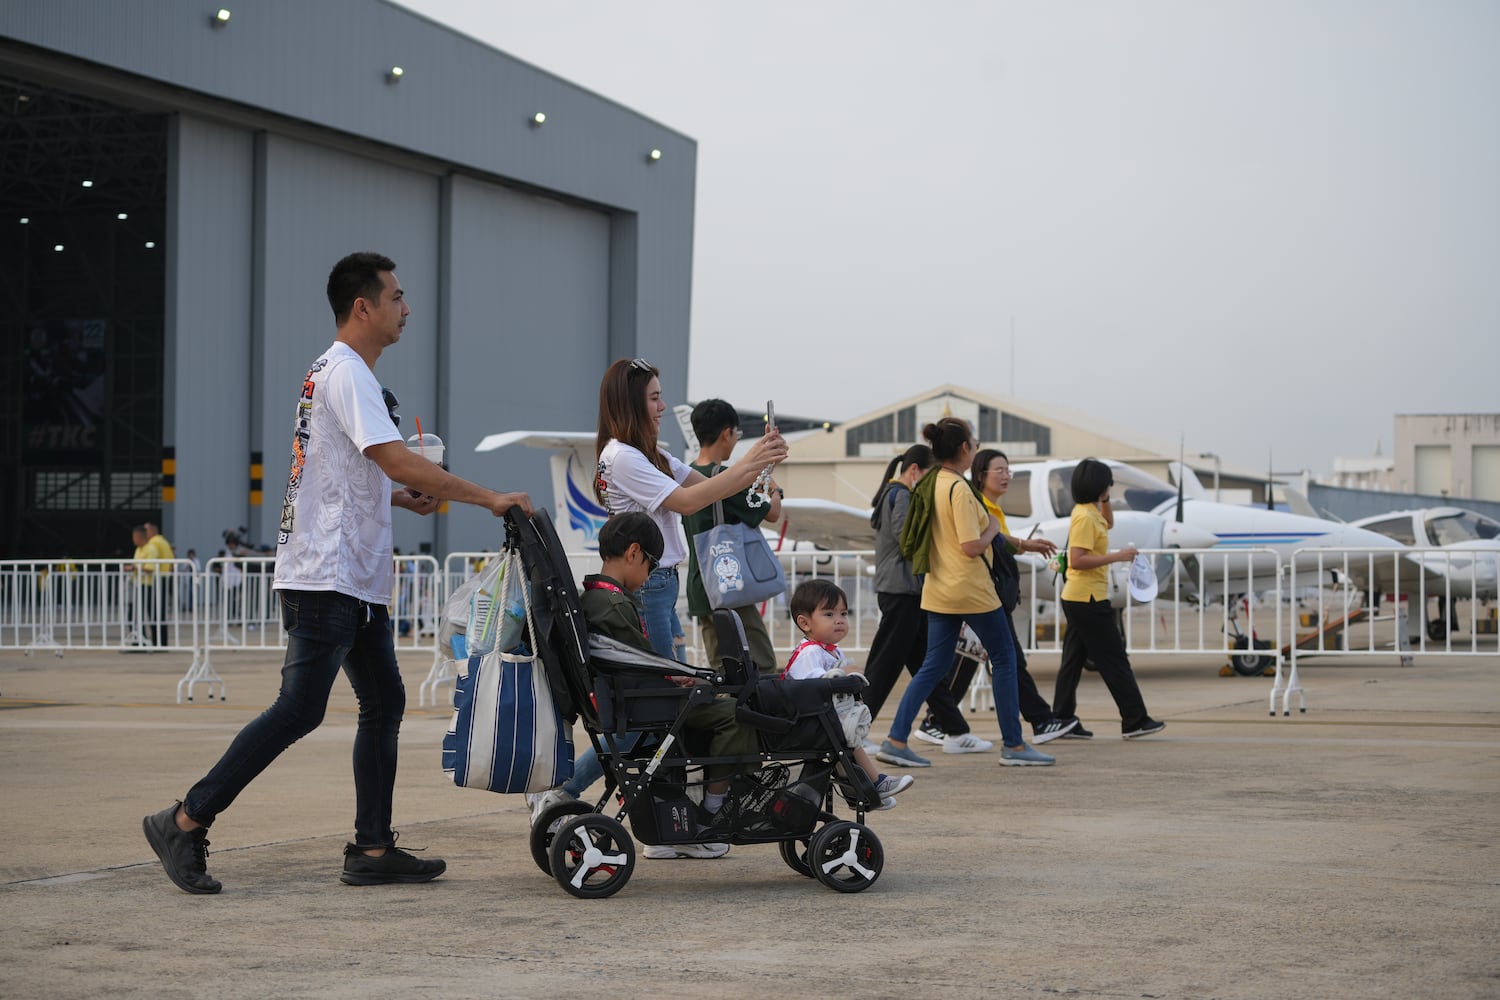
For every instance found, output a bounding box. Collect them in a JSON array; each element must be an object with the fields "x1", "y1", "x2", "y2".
[{"x1": 183, "y1": 590, "x2": 406, "y2": 846}]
